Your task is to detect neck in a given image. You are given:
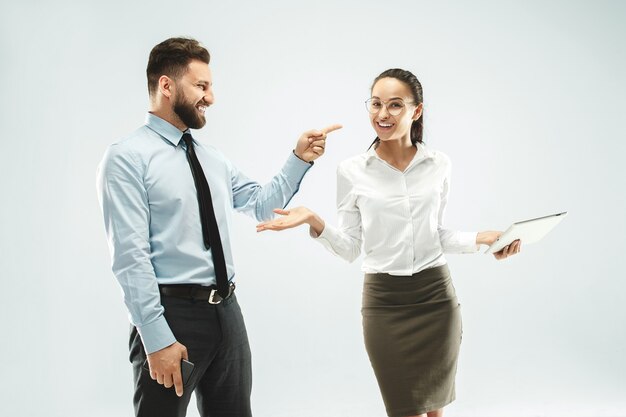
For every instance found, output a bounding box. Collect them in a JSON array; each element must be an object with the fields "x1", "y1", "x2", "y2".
[
  {"x1": 149, "y1": 102, "x2": 187, "y2": 132},
  {"x1": 376, "y1": 136, "x2": 415, "y2": 159},
  {"x1": 374, "y1": 136, "x2": 417, "y2": 171}
]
